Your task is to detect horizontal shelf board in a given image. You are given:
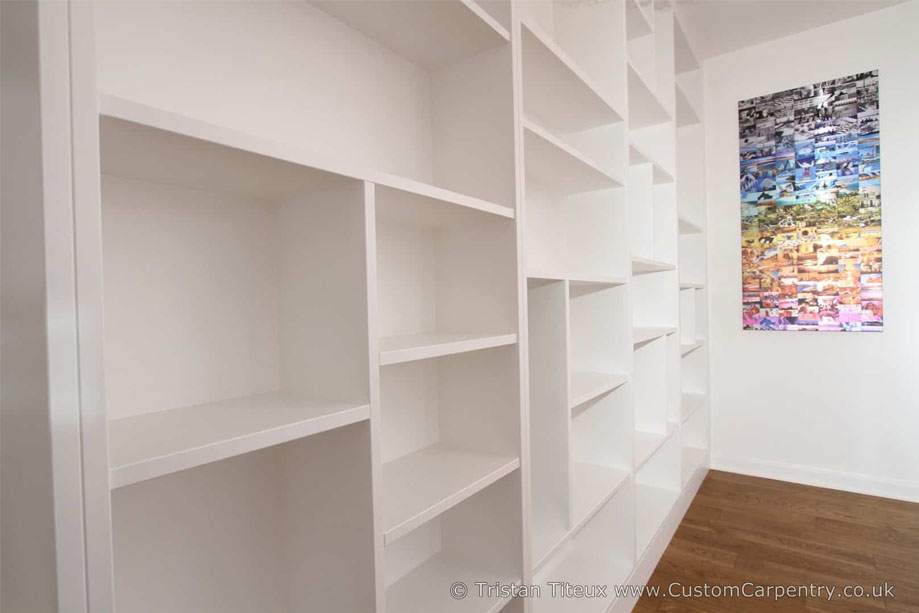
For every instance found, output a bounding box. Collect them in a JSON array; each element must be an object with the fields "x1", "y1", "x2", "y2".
[
  {"x1": 632, "y1": 326, "x2": 677, "y2": 346},
  {"x1": 532, "y1": 520, "x2": 570, "y2": 574},
  {"x1": 314, "y1": 0, "x2": 508, "y2": 70},
  {"x1": 524, "y1": 120, "x2": 624, "y2": 194},
  {"x1": 386, "y1": 553, "x2": 517, "y2": 613},
  {"x1": 99, "y1": 94, "x2": 513, "y2": 213},
  {"x1": 676, "y1": 83, "x2": 701, "y2": 127},
  {"x1": 634, "y1": 422, "x2": 678, "y2": 470},
  {"x1": 629, "y1": 143, "x2": 673, "y2": 184},
  {"x1": 681, "y1": 339, "x2": 705, "y2": 356},
  {"x1": 379, "y1": 332, "x2": 517, "y2": 366},
  {"x1": 627, "y1": 63, "x2": 671, "y2": 130},
  {"x1": 626, "y1": 0, "x2": 653, "y2": 41},
  {"x1": 521, "y1": 22, "x2": 623, "y2": 134},
  {"x1": 674, "y1": 21, "x2": 701, "y2": 75},
  {"x1": 569, "y1": 371, "x2": 629, "y2": 409},
  {"x1": 682, "y1": 392, "x2": 706, "y2": 422},
  {"x1": 636, "y1": 483, "x2": 681, "y2": 554},
  {"x1": 108, "y1": 393, "x2": 369, "y2": 489},
  {"x1": 382, "y1": 445, "x2": 519, "y2": 544},
  {"x1": 680, "y1": 281, "x2": 704, "y2": 290},
  {"x1": 375, "y1": 182, "x2": 514, "y2": 230},
  {"x1": 528, "y1": 271, "x2": 627, "y2": 289},
  {"x1": 678, "y1": 216, "x2": 704, "y2": 234},
  {"x1": 570, "y1": 462, "x2": 629, "y2": 530},
  {"x1": 631, "y1": 257, "x2": 676, "y2": 275}
]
